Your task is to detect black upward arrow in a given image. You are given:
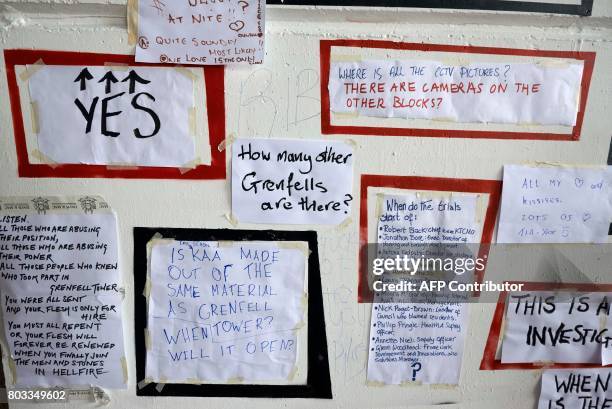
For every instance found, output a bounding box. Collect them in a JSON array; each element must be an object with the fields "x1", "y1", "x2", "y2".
[
  {"x1": 98, "y1": 71, "x2": 119, "y2": 94},
  {"x1": 122, "y1": 70, "x2": 150, "y2": 94},
  {"x1": 74, "y1": 68, "x2": 93, "y2": 91}
]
